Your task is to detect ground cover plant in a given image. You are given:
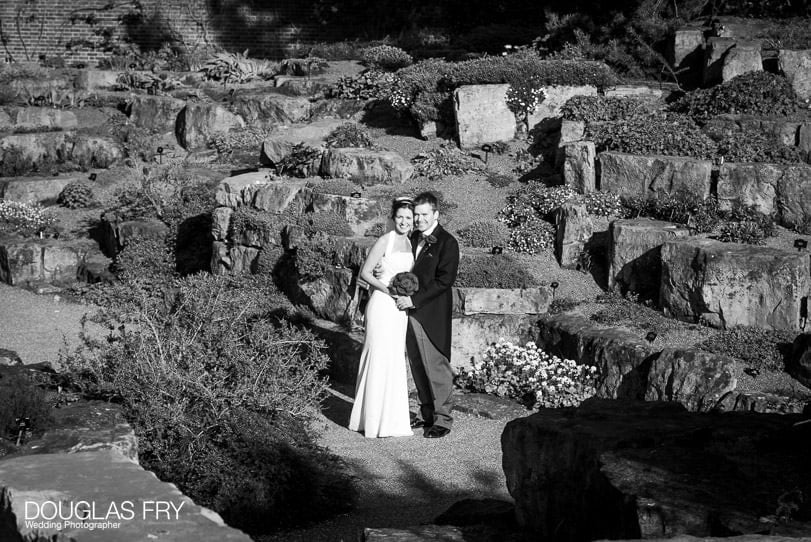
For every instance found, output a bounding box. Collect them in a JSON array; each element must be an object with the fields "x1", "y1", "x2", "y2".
[
  {"x1": 456, "y1": 339, "x2": 598, "y2": 408},
  {"x1": 61, "y1": 274, "x2": 355, "y2": 534}
]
